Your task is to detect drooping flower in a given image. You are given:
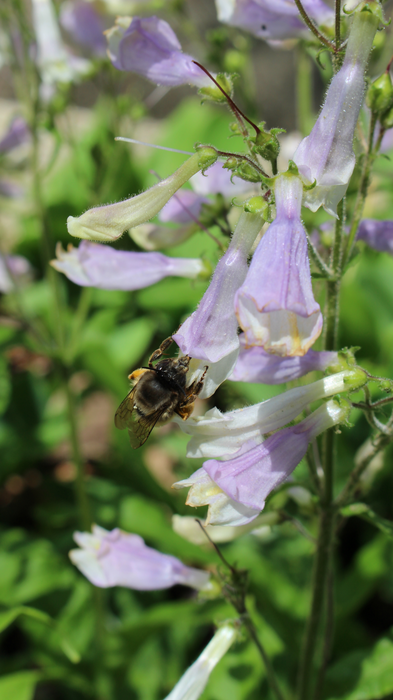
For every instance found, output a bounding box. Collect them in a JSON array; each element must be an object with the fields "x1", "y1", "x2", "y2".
[
  {"x1": 106, "y1": 16, "x2": 212, "y2": 88},
  {"x1": 163, "y1": 625, "x2": 237, "y2": 700},
  {"x1": 235, "y1": 174, "x2": 323, "y2": 356},
  {"x1": 70, "y1": 525, "x2": 211, "y2": 591},
  {"x1": 230, "y1": 334, "x2": 339, "y2": 383},
  {"x1": 174, "y1": 369, "x2": 366, "y2": 459},
  {"x1": 60, "y1": 1, "x2": 107, "y2": 56},
  {"x1": 174, "y1": 399, "x2": 350, "y2": 526},
  {"x1": 357, "y1": 219, "x2": 393, "y2": 254},
  {"x1": 67, "y1": 149, "x2": 217, "y2": 241},
  {"x1": 173, "y1": 208, "x2": 265, "y2": 398},
  {"x1": 293, "y1": 3, "x2": 381, "y2": 216},
  {"x1": 51, "y1": 241, "x2": 207, "y2": 290},
  {"x1": 215, "y1": 0, "x2": 334, "y2": 42},
  {"x1": 31, "y1": 0, "x2": 91, "y2": 86}
]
